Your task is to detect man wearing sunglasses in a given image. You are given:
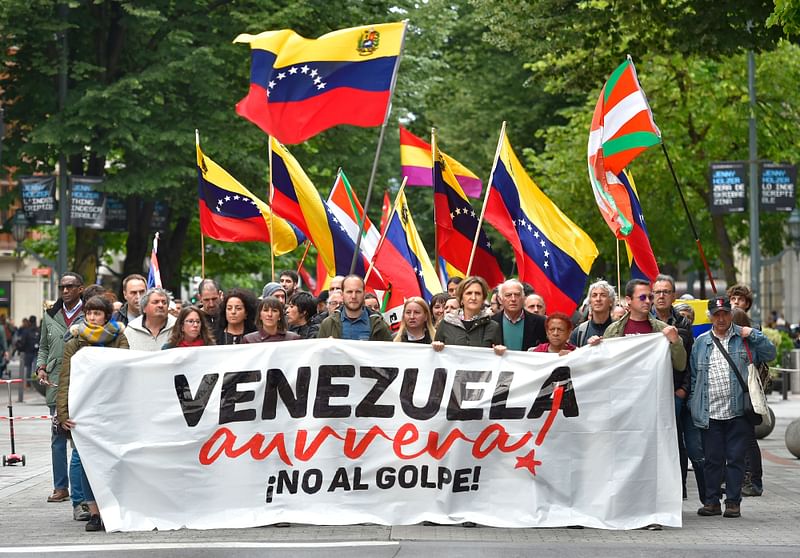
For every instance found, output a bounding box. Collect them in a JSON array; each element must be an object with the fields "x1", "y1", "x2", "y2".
[
  {"x1": 589, "y1": 279, "x2": 686, "y2": 371},
  {"x1": 35, "y1": 272, "x2": 89, "y2": 520}
]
